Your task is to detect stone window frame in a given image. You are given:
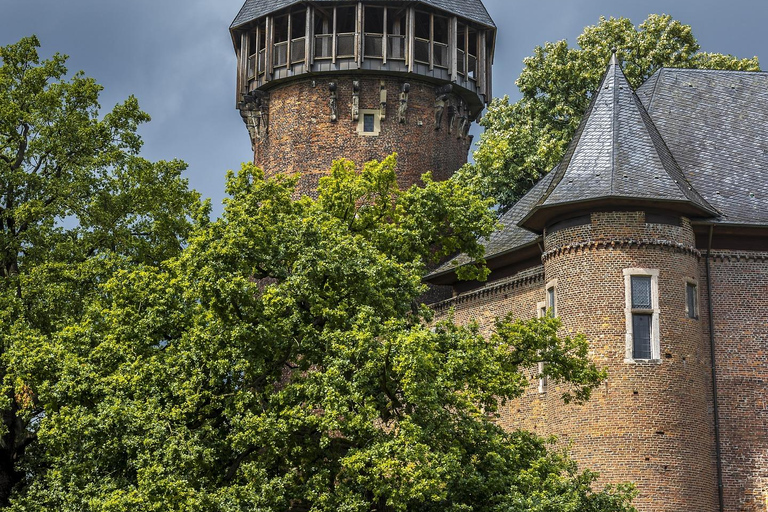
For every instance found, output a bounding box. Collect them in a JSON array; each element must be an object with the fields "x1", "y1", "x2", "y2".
[
  {"x1": 623, "y1": 268, "x2": 661, "y2": 363},
  {"x1": 356, "y1": 109, "x2": 381, "y2": 136},
  {"x1": 545, "y1": 278, "x2": 557, "y2": 317},
  {"x1": 536, "y1": 300, "x2": 548, "y2": 394},
  {"x1": 537, "y1": 279, "x2": 557, "y2": 394},
  {"x1": 685, "y1": 278, "x2": 699, "y2": 320}
]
